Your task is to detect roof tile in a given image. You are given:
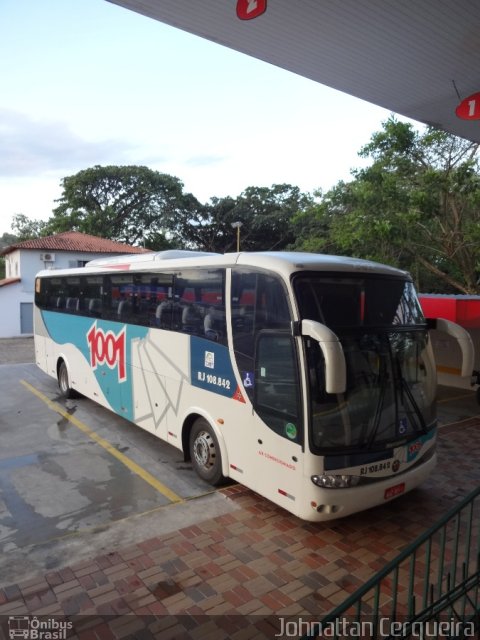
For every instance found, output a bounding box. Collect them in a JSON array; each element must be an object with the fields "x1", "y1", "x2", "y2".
[
  {"x1": 0, "y1": 278, "x2": 21, "y2": 287},
  {"x1": 1, "y1": 231, "x2": 151, "y2": 256}
]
